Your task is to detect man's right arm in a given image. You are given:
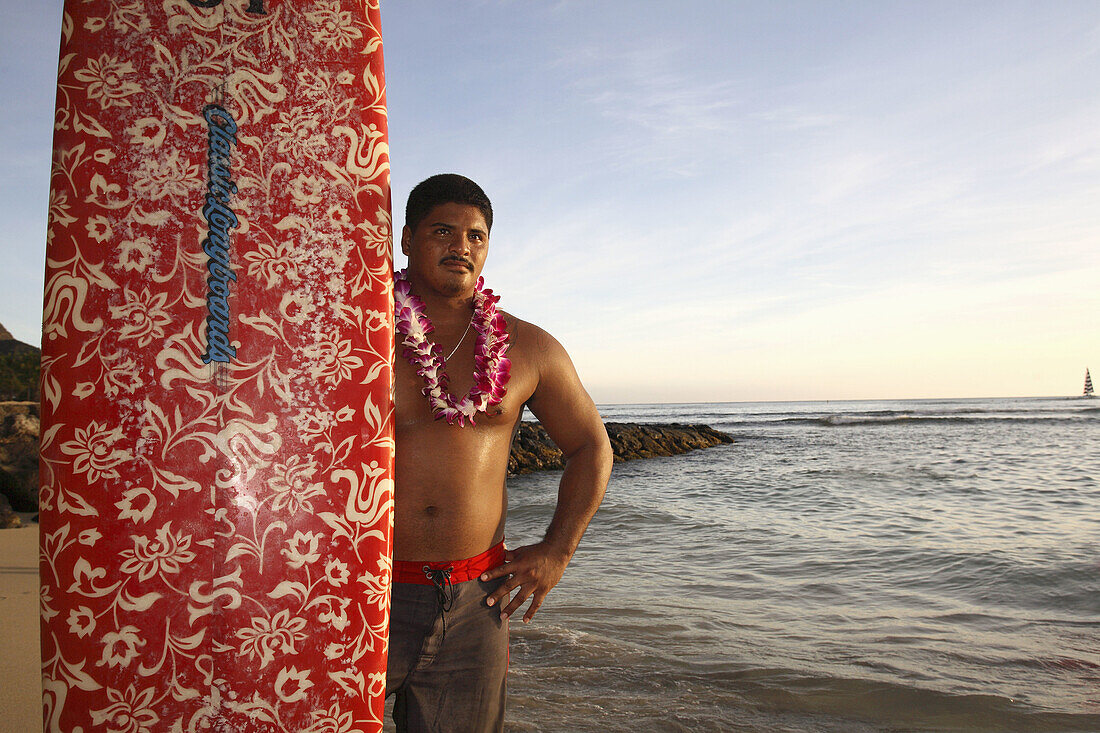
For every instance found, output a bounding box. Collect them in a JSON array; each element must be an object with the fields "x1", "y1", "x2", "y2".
[{"x1": 482, "y1": 325, "x2": 611, "y2": 622}]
